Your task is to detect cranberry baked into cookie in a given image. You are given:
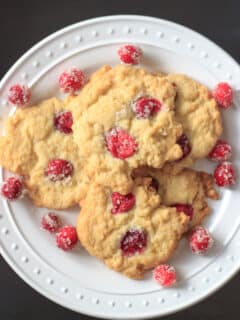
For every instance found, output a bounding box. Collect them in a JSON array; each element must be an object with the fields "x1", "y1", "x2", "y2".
[
  {"x1": 72, "y1": 64, "x2": 183, "y2": 194},
  {"x1": 77, "y1": 180, "x2": 189, "y2": 279},
  {"x1": 0, "y1": 97, "x2": 89, "y2": 209}
]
